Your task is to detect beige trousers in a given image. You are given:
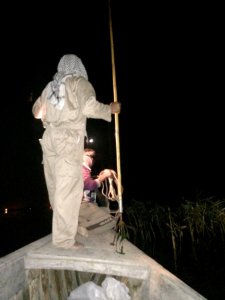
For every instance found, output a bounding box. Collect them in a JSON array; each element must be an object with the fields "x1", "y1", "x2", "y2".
[{"x1": 41, "y1": 127, "x2": 84, "y2": 248}]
